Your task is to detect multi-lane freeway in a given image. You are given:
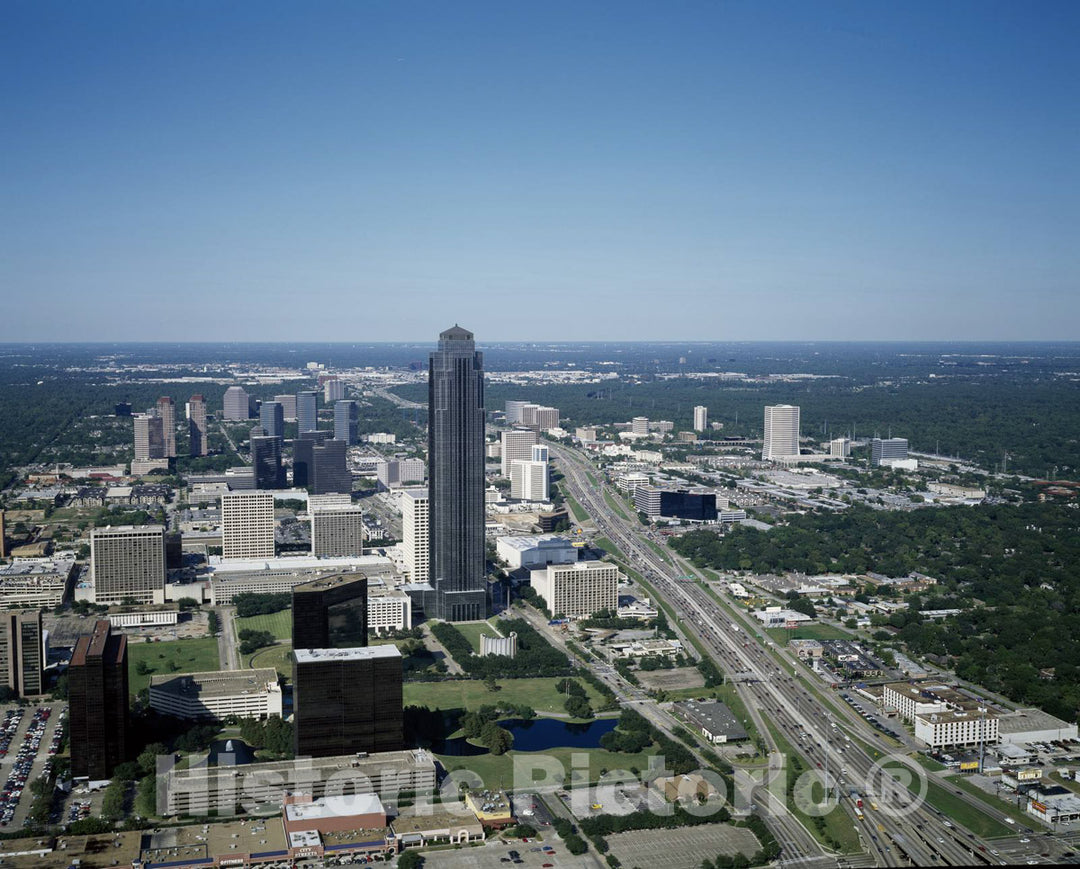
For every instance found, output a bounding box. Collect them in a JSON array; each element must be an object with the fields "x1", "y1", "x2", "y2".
[{"x1": 551, "y1": 442, "x2": 1057, "y2": 867}]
